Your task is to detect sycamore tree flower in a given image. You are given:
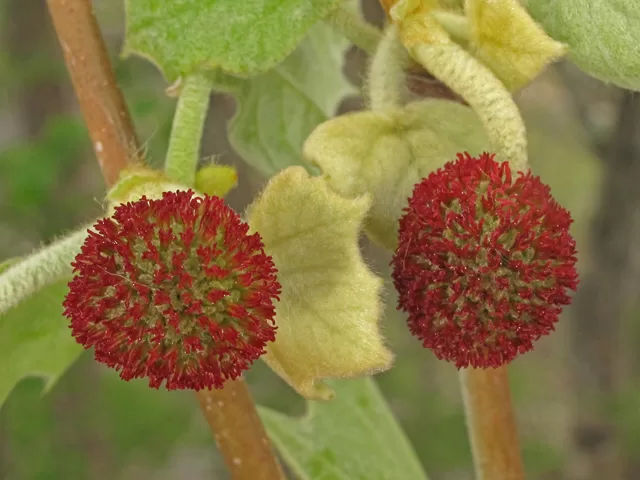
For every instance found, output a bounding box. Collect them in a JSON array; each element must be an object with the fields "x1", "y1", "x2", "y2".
[
  {"x1": 63, "y1": 167, "x2": 393, "y2": 398},
  {"x1": 64, "y1": 191, "x2": 280, "y2": 390},
  {"x1": 391, "y1": 152, "x2": 578, "y2": 368}
]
